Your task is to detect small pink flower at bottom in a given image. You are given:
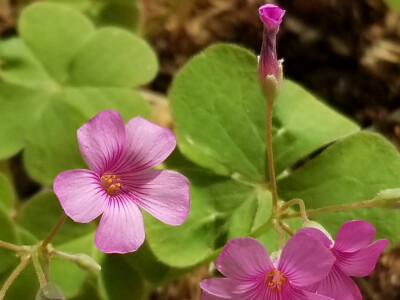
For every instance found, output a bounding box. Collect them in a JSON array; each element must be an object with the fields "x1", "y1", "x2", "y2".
[
  {"x1": 299, "y1": 220, "x2": 388, "y2": 300},
  {"x1": 53, "y1": 110, "x2": 190, "y2": 254},
  {"x1": 200, "y1": 234, "x2": 335, "y2": 300}
]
